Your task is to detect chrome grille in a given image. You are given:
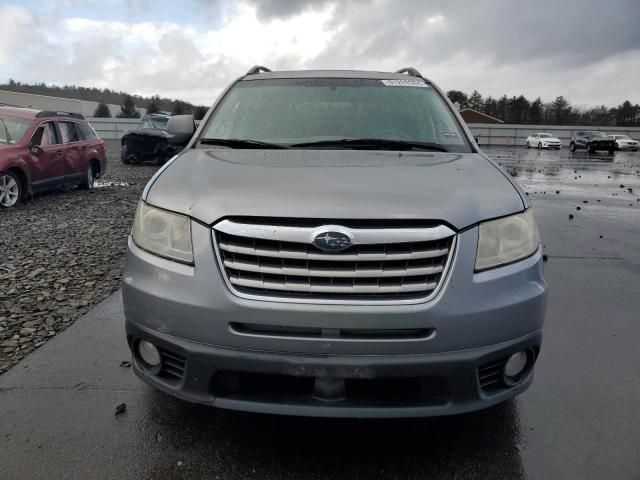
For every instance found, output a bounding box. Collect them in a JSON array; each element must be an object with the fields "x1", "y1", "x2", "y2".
[{"x1": 213, "y1": 219, "x2": 456, "y2": 303}]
